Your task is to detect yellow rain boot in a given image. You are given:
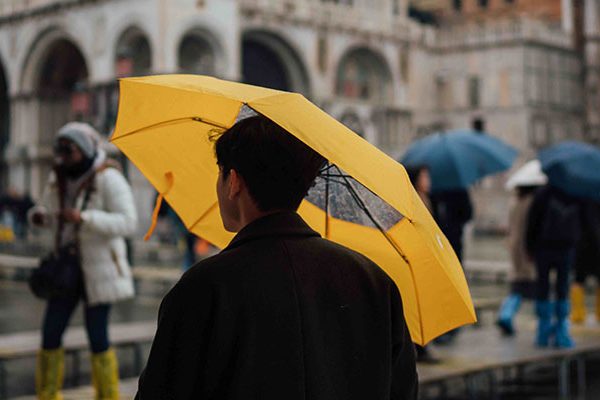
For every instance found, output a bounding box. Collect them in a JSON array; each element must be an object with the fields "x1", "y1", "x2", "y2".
[
  {"x1": 35, "y1": 348, "x2": 64, "y2": 400},
  {"x1": 596, "y1": 287, "x2": 600, "y2": 322},
  {"x1": 91, "y1": 348, "x2": 120, "y2": 400},
  {"x1": 570, "y1": 284, "x2": 586, "y2": 324}
]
